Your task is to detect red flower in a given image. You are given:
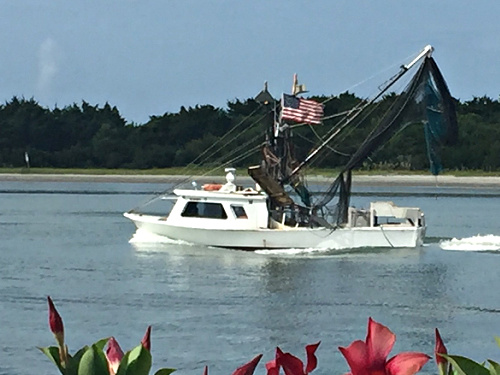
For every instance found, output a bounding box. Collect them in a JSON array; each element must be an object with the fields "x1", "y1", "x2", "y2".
[
  {"x1": 106, "y1": 337, "x2": 124, "y2": 375},
  {"x1": 304, "y1": 342, "x2": 320, "y2": 373},
  {"x1": 434, "y1": 329, "x2": 448, "y2": 375},
  {"x1": 141, "y1": 325, "x2": 151, "y2": 351},
  {"x1": 338, "y1": 318, "x2": 430, "y2": 375},
  {"x1": 47, "y1": 296, "x2": 67, "y2": 365},
  {"x1": 47, "y1": 296, "x2": 64, "y2": 343},
  {"x1": 266, "y1": 356, "x2": 279, "y2": 375},
  {"x1": 266, "y1": 342, "x2": 320, "y2": 375},
  {"x1": 232, "y1": 354, "x2": 263, "y2": 375}
]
